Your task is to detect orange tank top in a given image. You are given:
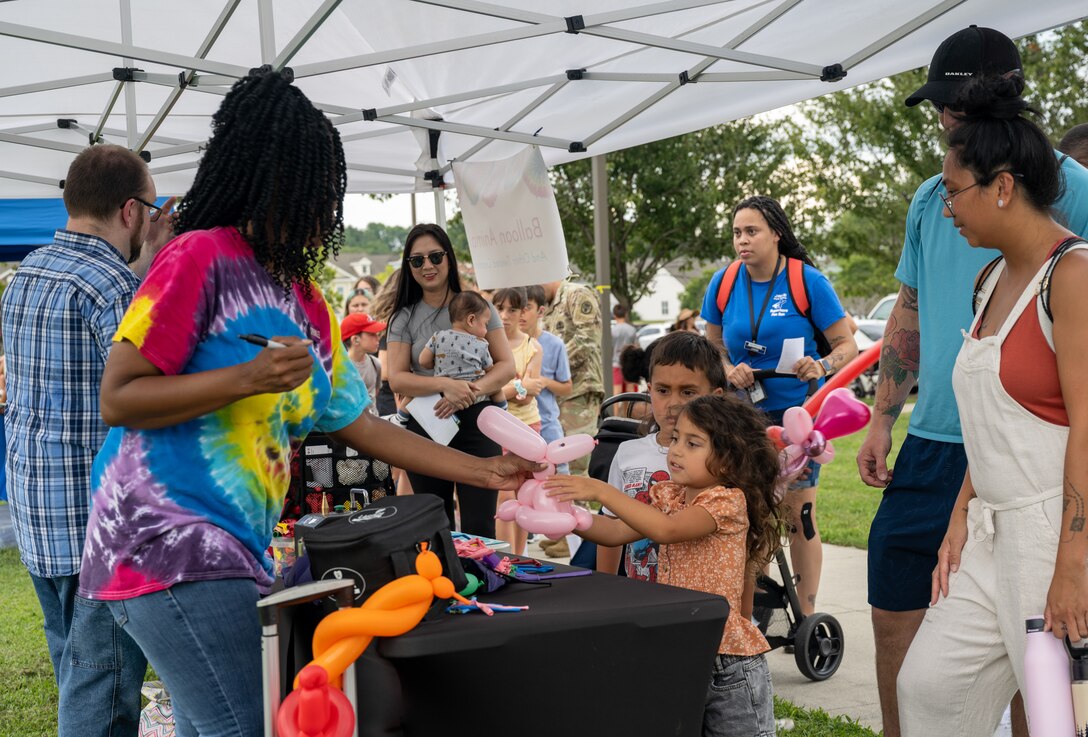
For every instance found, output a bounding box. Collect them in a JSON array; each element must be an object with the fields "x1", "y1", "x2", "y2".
[{"x1": 972, "y1": 240, "x2": 1068, "y2": 426}]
